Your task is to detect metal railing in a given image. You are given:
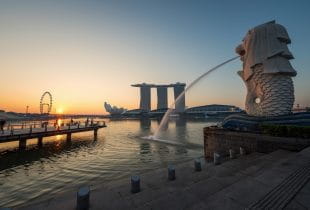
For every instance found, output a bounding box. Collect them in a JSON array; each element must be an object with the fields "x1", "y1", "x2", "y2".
[{"x1": 0, "y1": 120, "x2": 106, "y2": 136}]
